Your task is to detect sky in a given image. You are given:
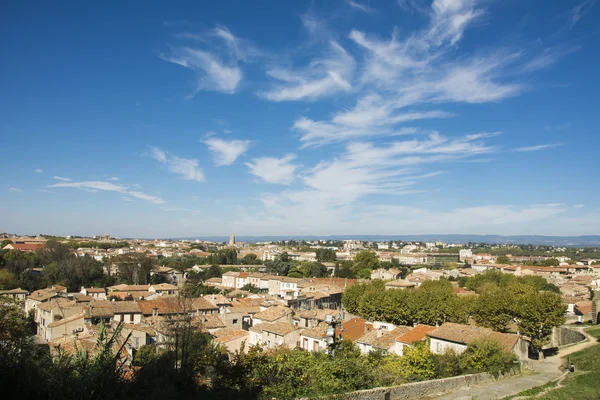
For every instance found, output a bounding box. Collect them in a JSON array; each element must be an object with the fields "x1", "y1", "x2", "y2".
[{"x1": 1, "y1": 0, "x2": 600, "y2": 238}]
